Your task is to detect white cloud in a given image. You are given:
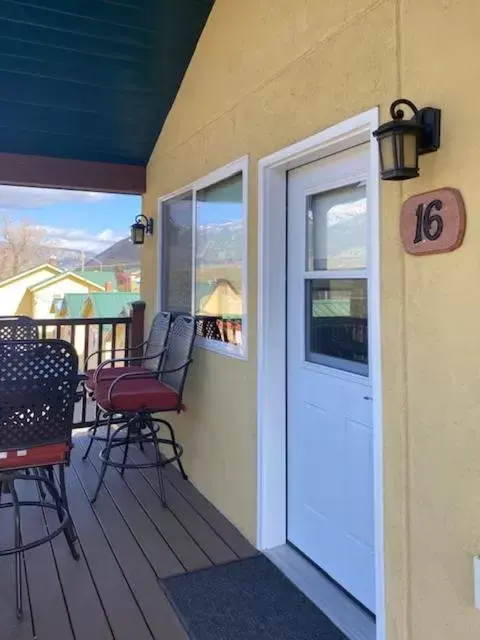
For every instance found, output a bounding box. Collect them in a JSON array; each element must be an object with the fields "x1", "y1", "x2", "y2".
[
  {"x1": 38, "y1": 225, "x2": 125, "y2": 254},
  {"x1": 0, "y1": 185, "x2": 113, "y2": 210},
  {"x1": 96, "y1": 229, "x2": 118, "y2": 242}
]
